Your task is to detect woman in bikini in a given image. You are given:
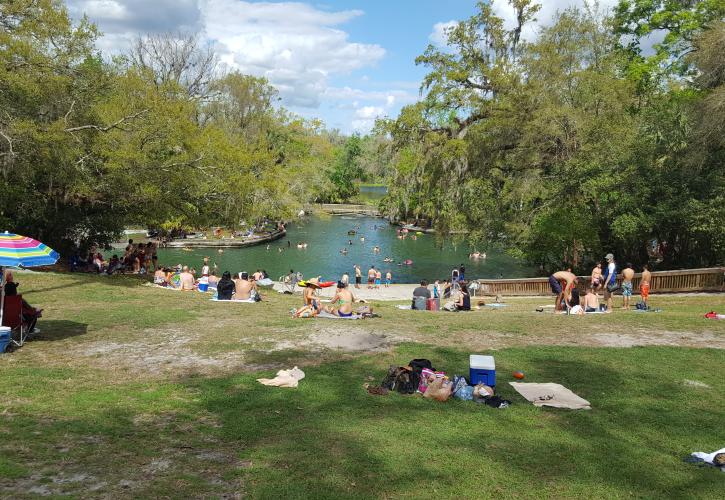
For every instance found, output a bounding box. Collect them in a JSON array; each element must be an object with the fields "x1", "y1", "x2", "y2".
[{"x1": 326, "y1": 281, "x2": 355, "y2": 317}]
